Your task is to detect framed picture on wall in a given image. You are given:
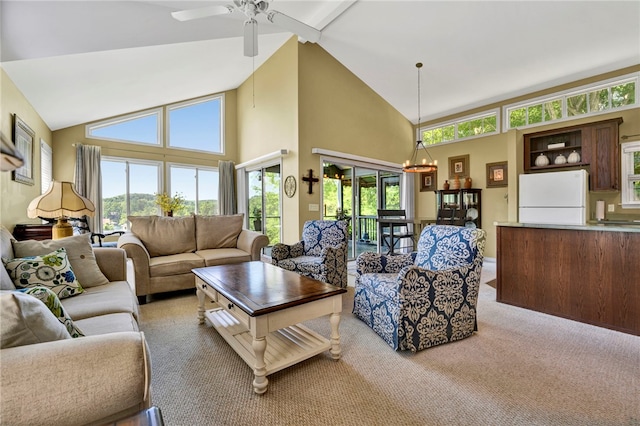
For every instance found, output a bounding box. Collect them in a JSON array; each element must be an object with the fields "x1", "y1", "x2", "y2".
[
  {"x1": 486, "y1": 161, "x2": 508, "y2": 188},
  {"x1": 448, "y1": 154, "x2": 469, "y2": 179},
  {"x1": 12, "y1": 114, "x2": 35, "y2": 186},
  {"x1": 420, "y1": 171, "x2": 437, "y2": 192}
]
